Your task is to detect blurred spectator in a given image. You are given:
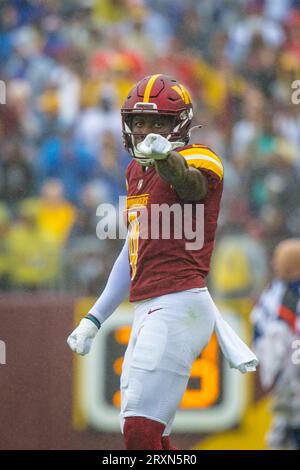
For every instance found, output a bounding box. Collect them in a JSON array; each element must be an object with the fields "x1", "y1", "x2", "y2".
[
  {"x1": 63, "y1": 235, "x2": 111, "y2": 294},
  {"x1": 178, "y1": 6, "x2": 210, "y2": 59},
  {"x1": 0, "y1": 141, "x2": 34, "y2": 205},
  {"x1": 98, "y1": 130, "x2": 132, "y2": 199},
  {"x1": 6, "y1": 79, "x2": 41, "y2": 141},
  {"x1": 283, "y1": 9, "x2": 300, "y2": 58},
  {"x1": 193, "y1": 52, "x2": 246, "y2": 118},
  {"x1": 68, "y1": 179, "x2": 113, "y2": 239},
  {"x1": 241, "y1": 39, "x2": 277, "y2": 97},
  {"x1": 244, "y1": 107, "x2": 278, "y2": 171},
  {"x1": 246, "y1": 136, "x2": 299, "y2": 211},
  {"x1": 75, "y1": 87, "x2": 122, "y2": 159},
  {"x1": 0, "y1": 2, "x2": 19, "y2": 62},
  {"x1": 93, "y1": 0, "x2": 128, "y2": 24},
  {"x1": 6, "y1": 199, "x2": 61, "y2": 290},
  {"x1": 36, "y1": 179, "x2": 77, "y2": 243},
  {"x1": 231, "y1": 85, "x2": 265, "y2": 166},
  {"x1": 4, "y1": 26, "x2": 55, "y2": 95},
  {"x1": 38, "y1": 127, "x2": 96, "y2": 204},
  {"x1": 189, "y1": 108, "x2": 227, "y2": 157},
  {"x1": 64, "y1": 179, "x2": 121, "y2": 294},
  {"x1": 210, "y1": 228, "x2": 268, "y2": 300},
  {"x1": 264, "y1": 0, "x2": 292, "y2": 22},
  {"x1": 273, "y1": 101, "x2": 300, "y2": 159},
  {"x1": 119, "y1": 3, "x2": 170, "y2": 60},
  {"x1": 251, "y1": 239, "x2": 300, "y2": 449},
  {"x1": 226, "y1": 0, "x2": 285, "y2": 65},
  {"x1": 48, "y1": 54, "x2": 82, "y2": 128}
]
